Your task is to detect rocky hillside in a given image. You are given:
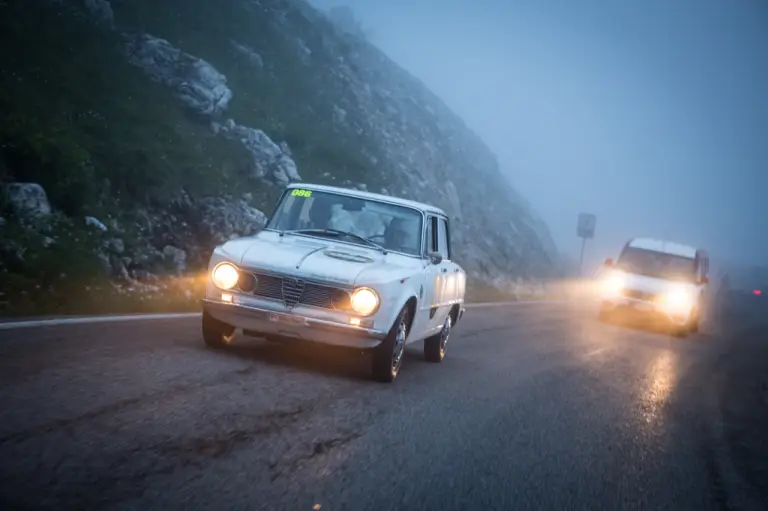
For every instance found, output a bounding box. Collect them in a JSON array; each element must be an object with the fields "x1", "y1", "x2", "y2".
[{"x1": 0, "y1": 0, "x2": 559, "y2": 315}]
